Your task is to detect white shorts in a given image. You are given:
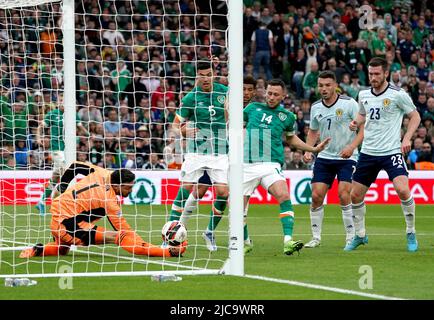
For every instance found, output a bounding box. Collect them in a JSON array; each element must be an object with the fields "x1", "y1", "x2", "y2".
[
  {"x1": 180, "y1": 154, "x2": 228, "y2": 184},
  {"x1": 52, "y1": 151, "x2": 66, "y2": 175},
  {"x1": 243, "y1": 162, "x2": 285, "y2": 196}
]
